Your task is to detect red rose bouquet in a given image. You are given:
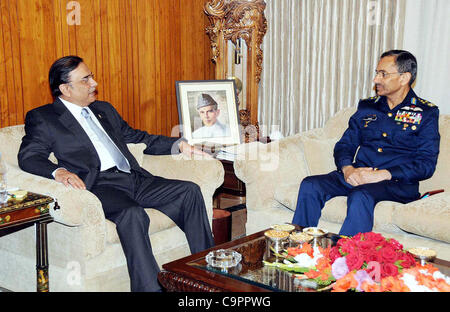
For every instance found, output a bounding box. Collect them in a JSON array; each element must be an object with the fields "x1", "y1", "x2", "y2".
[{"x1": 329, "y1": 232, "x2": 416, "y2": 280}]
